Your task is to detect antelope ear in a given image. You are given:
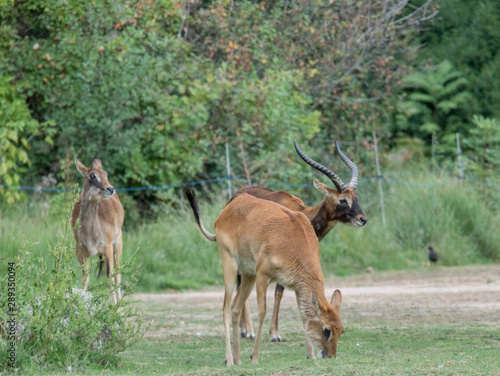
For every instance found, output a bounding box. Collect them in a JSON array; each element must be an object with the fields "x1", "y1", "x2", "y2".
[
  {"x1": 311, "y1": 292, "x2": 322, "y2": 316},
  {"x1": 92, "y1": 157, "x2": 102, "y2": 170},
  {"x1": 313, "y1": 179, "x2": 331, "y2": 196},
  {"x1": 331, "y1": 289, "x2": 342, "y2": 311},
  {"x1": 75, "y1": 158, "x2": 89, "y2": 176}
]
